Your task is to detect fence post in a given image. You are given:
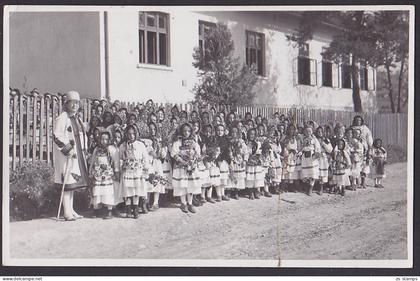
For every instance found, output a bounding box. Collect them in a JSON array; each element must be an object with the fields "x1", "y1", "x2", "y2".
[
  {"x1": 26, "y1": 95, "x2": 31, "y2": 161},
  {"x1": 32, "y1": 95, "x2": 38, "y2": 162},
  {"x1": 40, "y1": 96, "x2": 45, "y2": 161},
  {"x1": 46, "y1": 96, "x2": 51, "y2": 164},
  {"x1": 19, "y1": 93, "x2": 24, "y2": 166},
  {"x1": 12, "y1": 94, "x2": 18, "y2": 170}
]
